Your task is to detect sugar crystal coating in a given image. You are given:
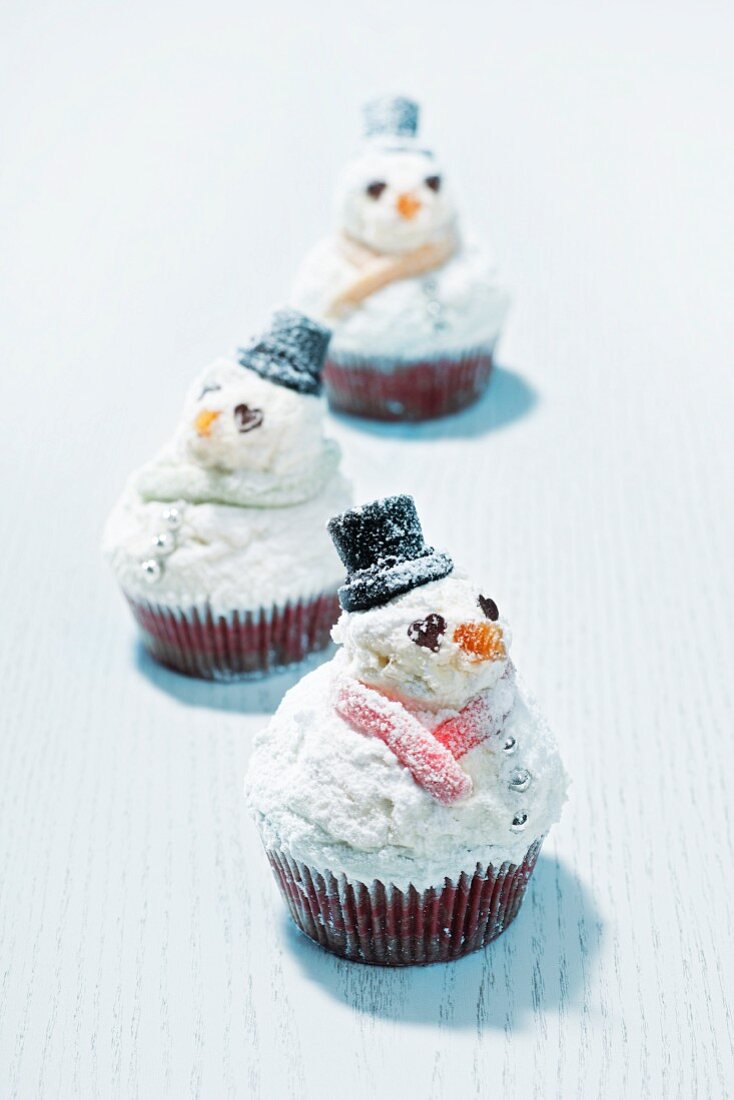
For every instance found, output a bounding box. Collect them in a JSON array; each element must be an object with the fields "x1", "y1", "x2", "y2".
[
  {"x1": 335, "y1": 678, "x2": 472, "y2": 805},
  {"x1": 453, "y1": 621, "x2": 506, "y2": 662},
  {"x1": 327, "y1": 495, "x2": 453, "y2": 611},
  {"x1": 238, "y1": 309, "x2": 331, "y2": 396},
  {"x1": 433, "y1": 685, "x2": 513, "y2": 759}
]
